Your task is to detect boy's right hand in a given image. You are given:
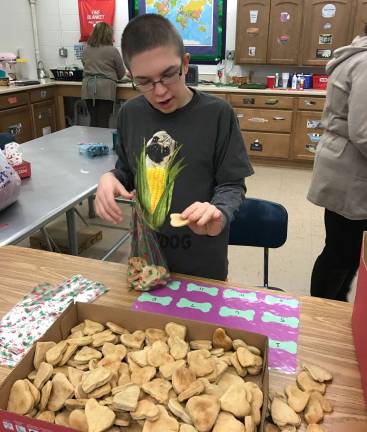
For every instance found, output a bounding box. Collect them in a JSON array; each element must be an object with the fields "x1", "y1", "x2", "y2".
[{"x1": 95, "y1": 172, "x2": 133, "y2": 224}]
